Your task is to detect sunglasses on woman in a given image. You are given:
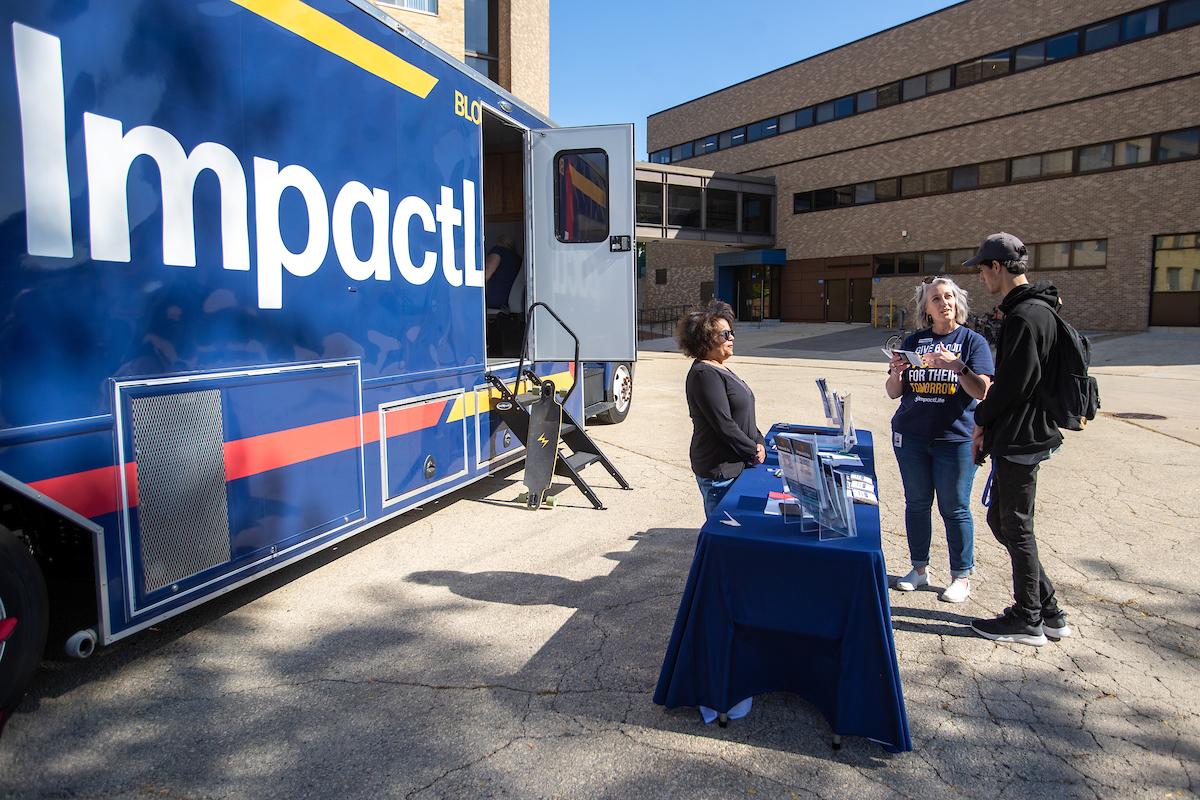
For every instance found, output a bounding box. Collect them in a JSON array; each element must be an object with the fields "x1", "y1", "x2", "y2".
[{"x1": 719, "y1": 329, "x2": 736, "y2": 341}]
